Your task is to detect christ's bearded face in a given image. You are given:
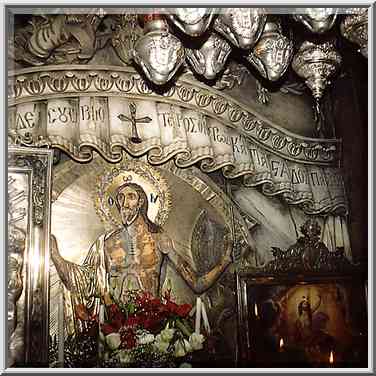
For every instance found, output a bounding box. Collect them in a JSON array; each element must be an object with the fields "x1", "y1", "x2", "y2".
[{"x1": 116, "y1": 186, "x2": 143, "y2": 226}]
